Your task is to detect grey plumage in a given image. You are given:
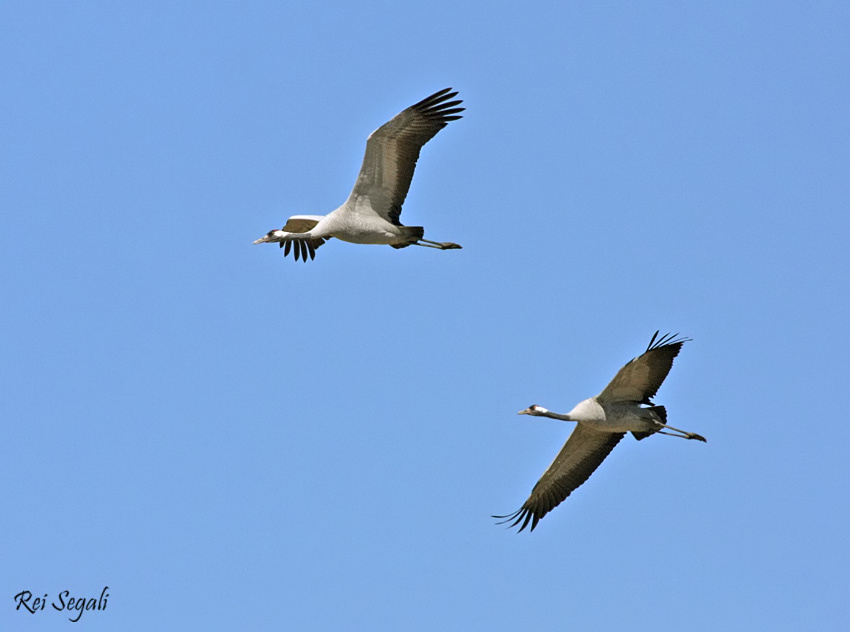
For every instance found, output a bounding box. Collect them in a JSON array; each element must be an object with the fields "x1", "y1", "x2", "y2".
[
  {"x1": 495, "y1": 332, "x2": 706, "y2": 533},
  {"x1": 253, "y1": 88, "x2": 464, "y2": 261}
]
